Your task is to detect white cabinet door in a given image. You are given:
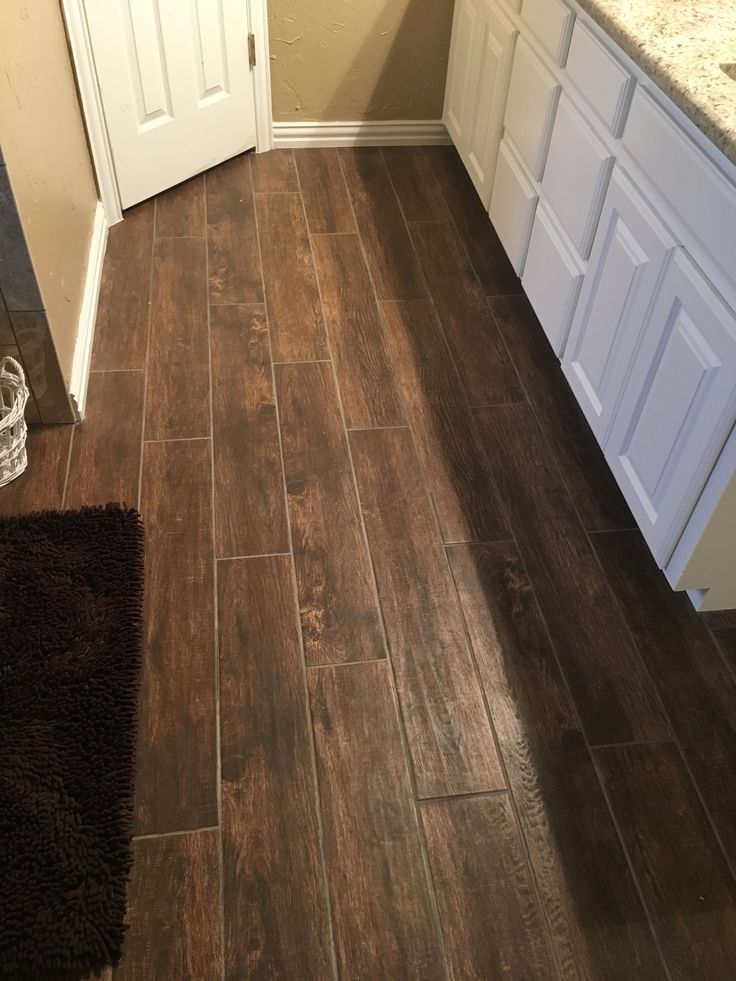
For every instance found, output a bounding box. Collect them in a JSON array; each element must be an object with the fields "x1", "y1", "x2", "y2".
[
  {"x1": 563, "y1": 168, "x2": 676, "y2": 442},
  {"x1": 606, "y1": 249, "x2": 736, "y2": 564},
  {"x1": 444, "y1": 0, "x2": 518, "y2": 205},
  {"x1": 85, "y1": 0, "x2": 257, "y2": 207}
]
